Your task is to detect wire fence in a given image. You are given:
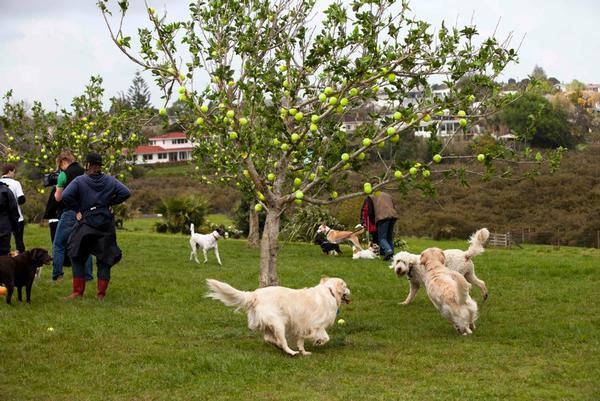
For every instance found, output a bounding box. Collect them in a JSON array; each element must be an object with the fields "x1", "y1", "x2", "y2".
[{"x1": 487, "y1": 228, "x2": 600, "y2": 250}]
